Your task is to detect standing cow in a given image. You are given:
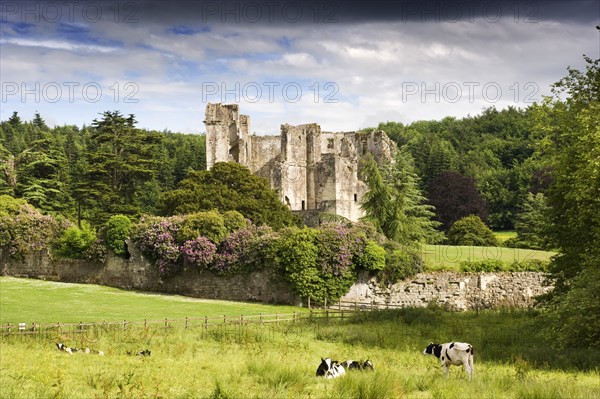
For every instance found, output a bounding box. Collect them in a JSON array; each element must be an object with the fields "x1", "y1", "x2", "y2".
[{"x1": 423, "y1": 342, "x2": 474, "y2": 380}]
